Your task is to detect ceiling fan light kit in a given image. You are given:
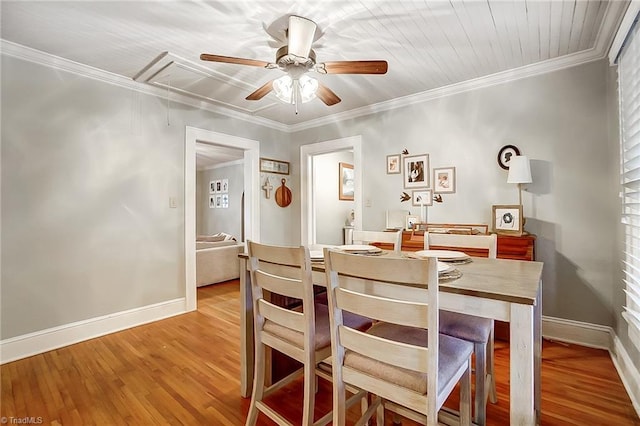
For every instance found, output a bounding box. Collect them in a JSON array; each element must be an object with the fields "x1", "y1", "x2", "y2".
[
  {"x1": 273, "y1": 74, "x2": 318, "y2": 104},
  {"x1": 200, "y1": 14, "x2": 388, "y2": 113}
]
